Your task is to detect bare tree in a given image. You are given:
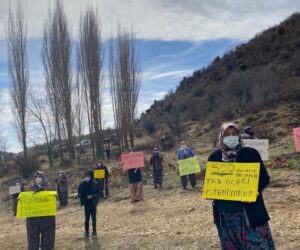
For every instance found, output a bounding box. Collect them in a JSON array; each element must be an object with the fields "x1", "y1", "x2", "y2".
[
  {"x1": 109, "y1": 25, "x2": 141, "y2": 151},
  {"x1": 109, "y1": 40, "x2": 123, "y2": 151},
  {"x1": 7, "y1": 2, "x2": 29, "y2": 159},
  {"x1": 28, "y1": 89, "x2": 56, "y2": 167},
  {"x1": 42, "y1": 0, "x2": 74, "y2": 163},
  {"x1": 78, "y1": 7, "x2": 104, "y2": 158},
  {"x1": 73, "y1": 67, "x2": 86, "y2": 163},
  {"x1": 0, "y1": 133, "x2": 8, "y2": 174}
]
